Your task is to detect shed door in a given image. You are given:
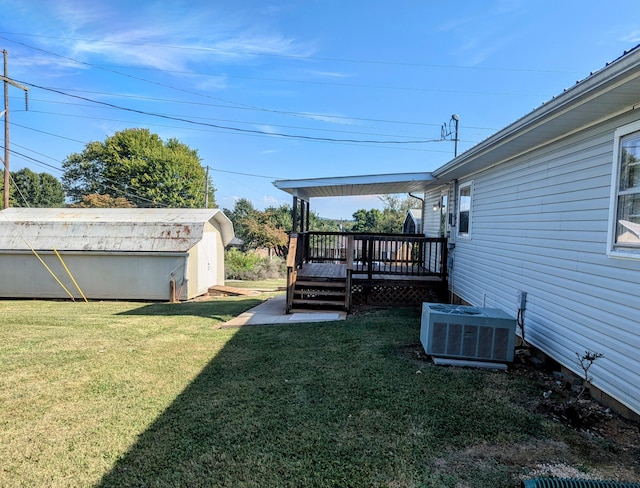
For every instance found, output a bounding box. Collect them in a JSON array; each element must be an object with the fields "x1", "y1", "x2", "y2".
[{"x1": 198, "y1": 231, "x2": 218, "y2": 291}]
